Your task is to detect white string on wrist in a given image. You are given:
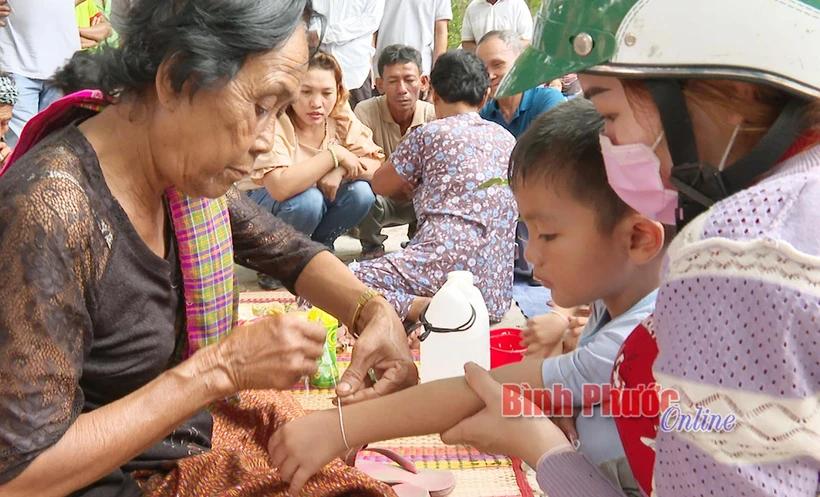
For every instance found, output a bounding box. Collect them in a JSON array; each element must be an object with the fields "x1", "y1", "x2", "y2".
[
  {"x1": 330, "y1": 358, "x2": 351, "y2": 450},
  {"x1": 547, "y1": 310, "x2": 572, "y2": 339},
  {"x1": 302, "y1": 346, "x2": 351, "y2": 450},
  {"x1": 336, "y1": 399, "x2": 351, "y2": 451},
  {"x1": 547, "y1": 309, "x2": 571, "y2": 325}
]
